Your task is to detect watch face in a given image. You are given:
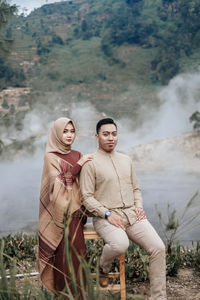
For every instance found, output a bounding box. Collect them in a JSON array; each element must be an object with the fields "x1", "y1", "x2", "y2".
[{"x1": 105, "y1": 211, "x2": 111, "y2": 218}]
